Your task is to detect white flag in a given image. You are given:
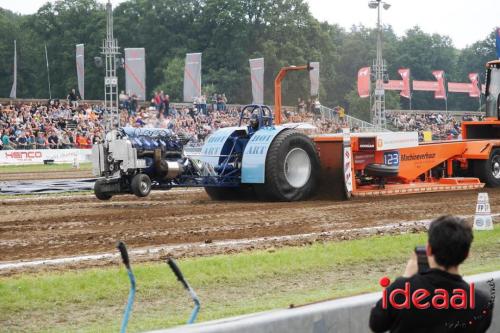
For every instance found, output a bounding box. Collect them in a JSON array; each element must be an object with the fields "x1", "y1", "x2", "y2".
[{"x1": 9, "y1": 40, "x2": 17, "y2": 99}]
